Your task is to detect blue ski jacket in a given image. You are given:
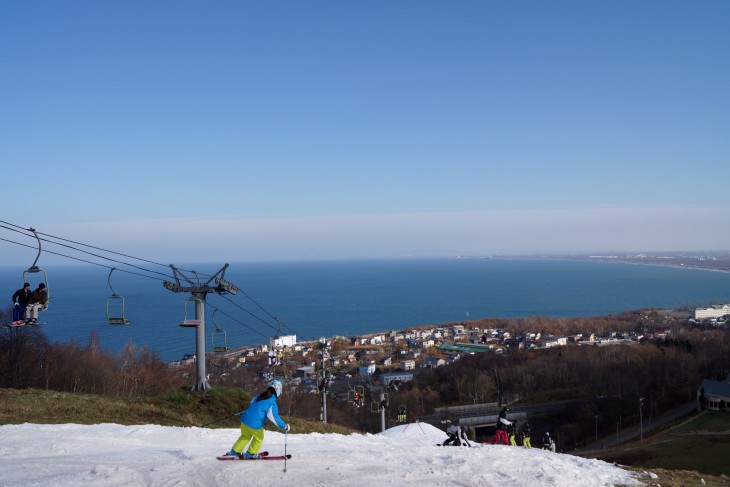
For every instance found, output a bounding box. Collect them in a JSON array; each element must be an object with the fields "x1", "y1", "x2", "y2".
[{"x1": 240, "y1": 394, "x2": 287, "y2": 430}]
